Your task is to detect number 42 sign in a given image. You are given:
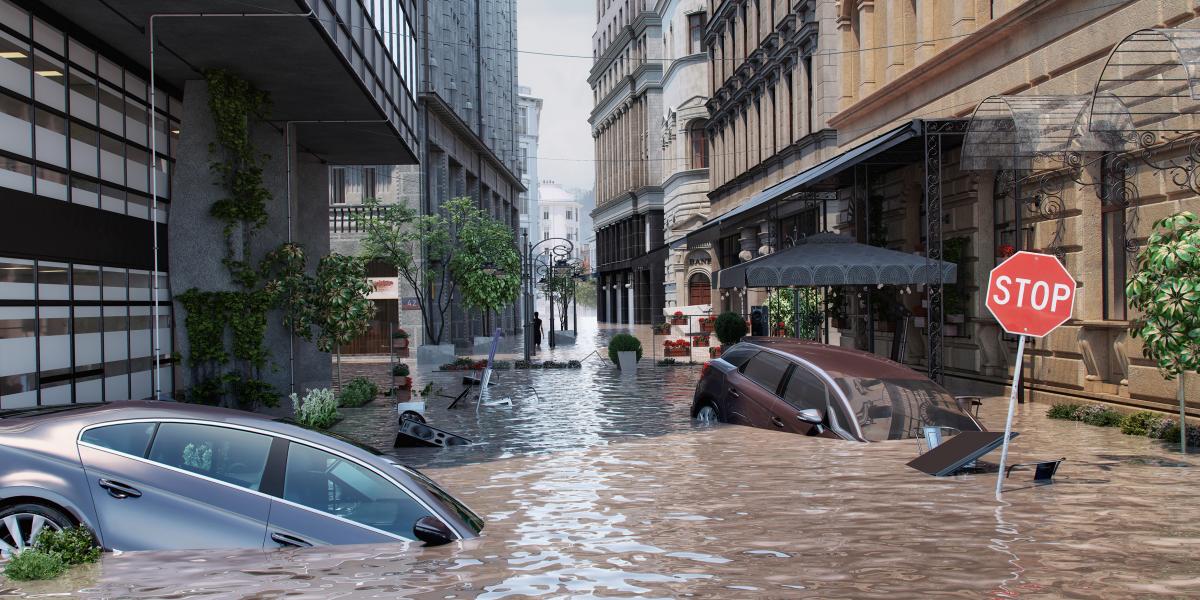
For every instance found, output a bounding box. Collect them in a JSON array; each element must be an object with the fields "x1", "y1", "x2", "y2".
[{"x1": 985, "y1": 252, "x2": 1077, "y2": 498}]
